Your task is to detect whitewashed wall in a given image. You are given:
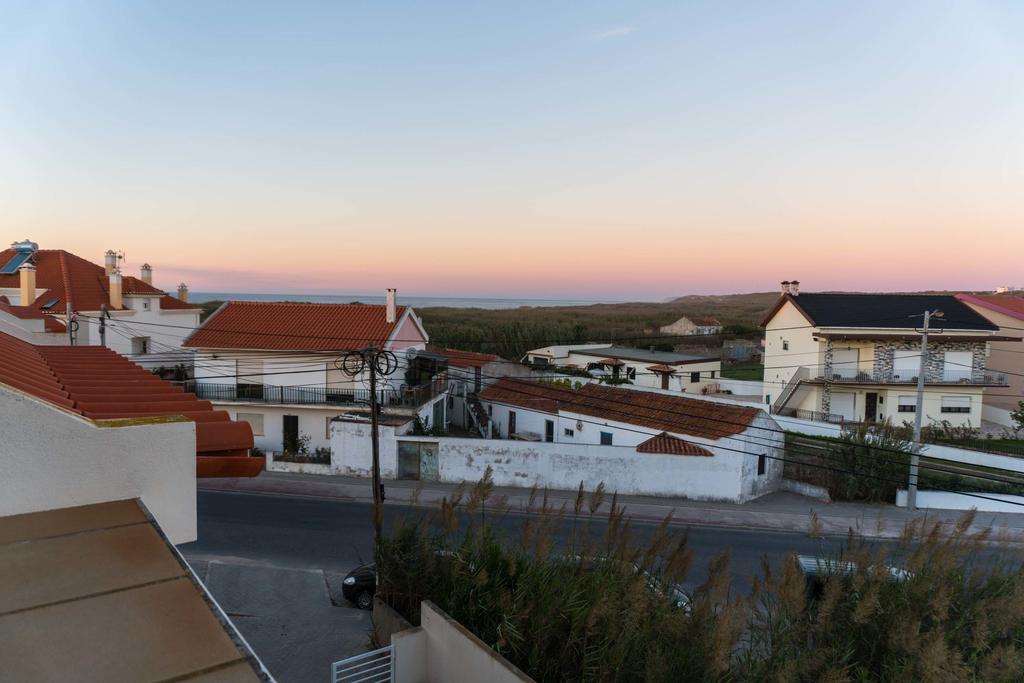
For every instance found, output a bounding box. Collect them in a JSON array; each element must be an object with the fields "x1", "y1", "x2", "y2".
[
  {"x1": 0, "y1": 385, "x2": 197, "y2": 543},
  {"x1": 330, "y1": 419, "x2": 783, "y2": 503}
]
